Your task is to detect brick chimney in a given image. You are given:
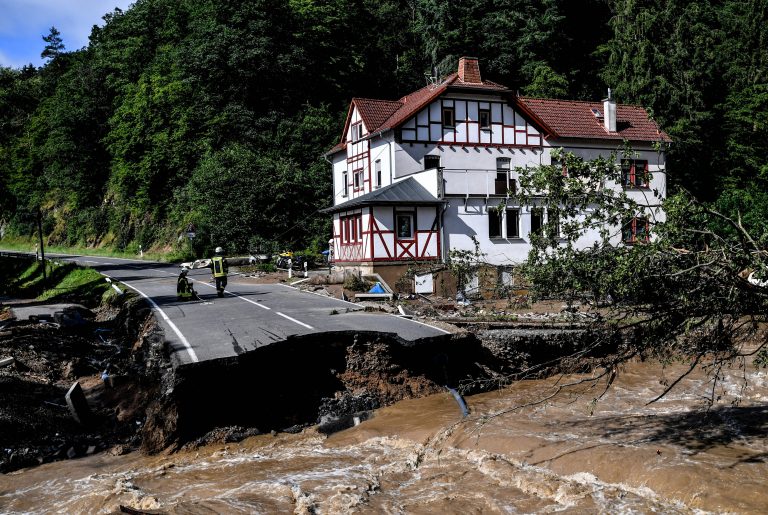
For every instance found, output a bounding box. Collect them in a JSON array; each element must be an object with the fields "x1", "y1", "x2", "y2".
[{"x1": 458, "y1": 56, "x2": 481, "y2": 83}]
